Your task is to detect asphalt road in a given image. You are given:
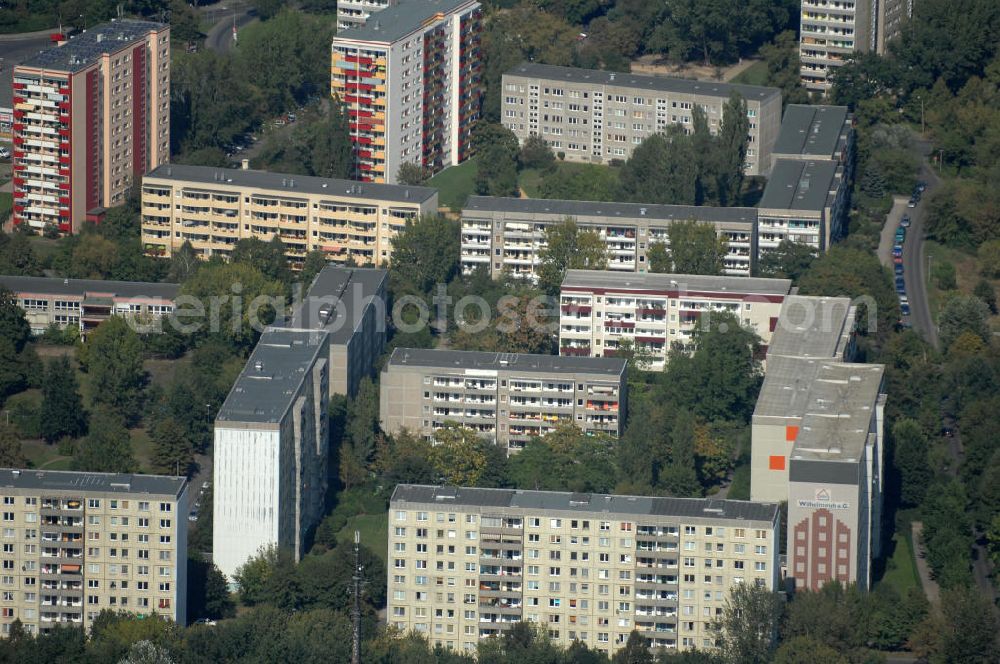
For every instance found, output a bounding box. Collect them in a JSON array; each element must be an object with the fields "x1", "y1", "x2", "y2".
[
  {"x1": 202, "y1": 1, "x2": 256, "y2": 53},
  {"x1": 0, "y1": 30, "x2": 60, "y2": 110},
  {"x1": 903, "y1": 138, "x2": 941, "y2": 348}
]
